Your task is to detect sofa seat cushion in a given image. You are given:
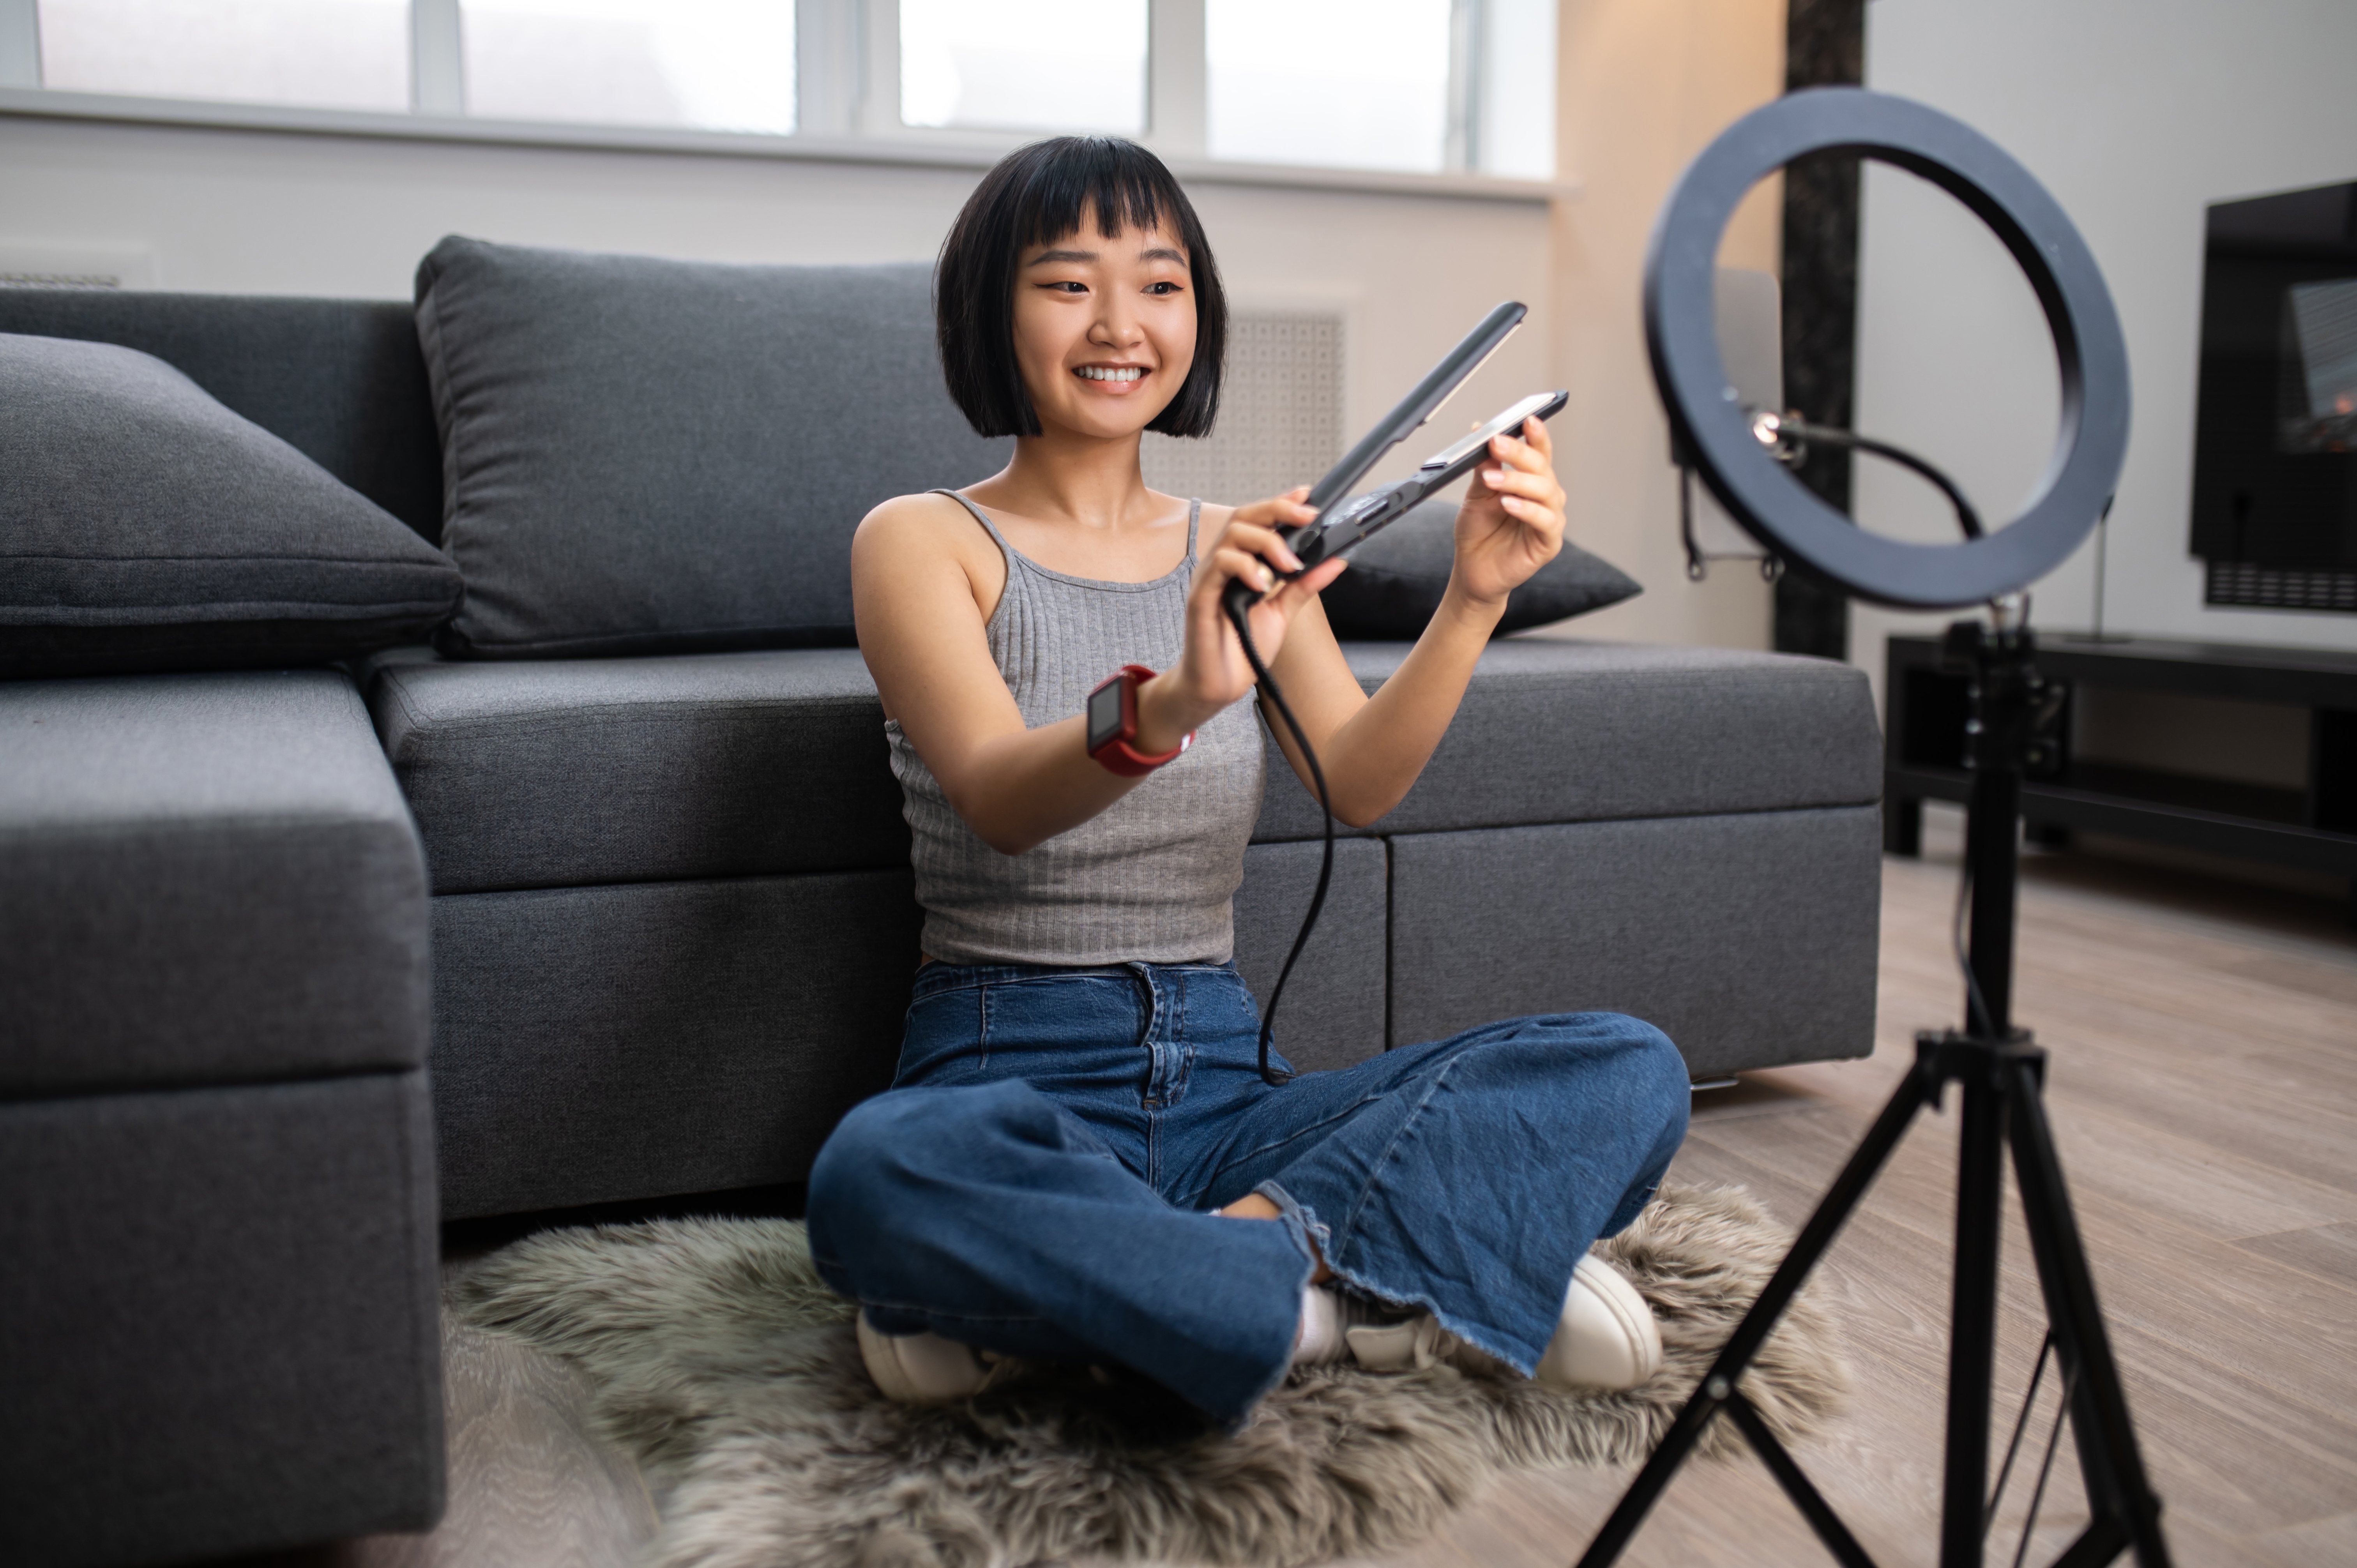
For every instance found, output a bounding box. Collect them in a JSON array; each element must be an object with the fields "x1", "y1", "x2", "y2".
[
  {"x1": 0, "y1": 669, "x2": 431, "y2": 1094},
  {"x1": 366, "y1": 645, "x2": 910, "y2": 894},
  {"x1": 1252, "y1": 639, "x2": 1883, "y2": 841},
  {"x1": 373, "y1": 638, "x2": 1881, "y2": 893}
]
